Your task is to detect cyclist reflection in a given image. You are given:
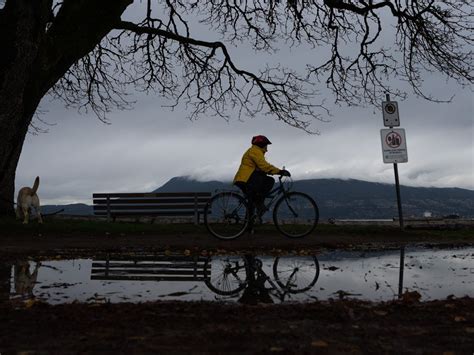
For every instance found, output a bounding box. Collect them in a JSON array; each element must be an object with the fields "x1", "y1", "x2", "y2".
[
  {"x1": 204, "y1": 254, "x2": 320, "y2": 304},
  {"x1": 239, "y1": 255, "x2": 274, "y2": 304}
]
